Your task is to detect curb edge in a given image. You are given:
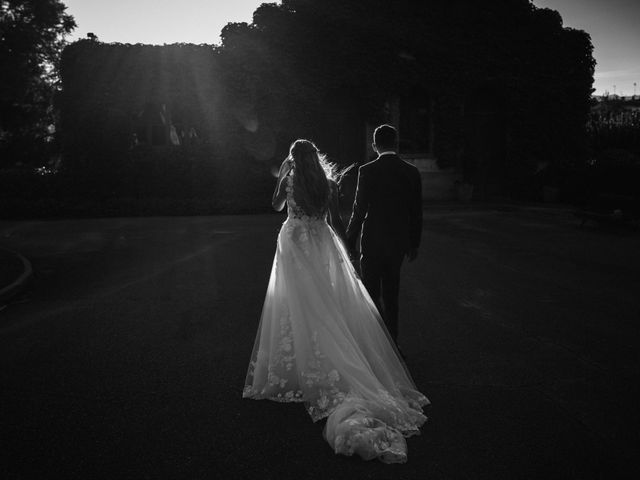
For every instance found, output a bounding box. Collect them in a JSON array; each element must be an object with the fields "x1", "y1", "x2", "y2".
[{"x1": 0, "y1": 247, "x2": 33, "y2": 305}]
